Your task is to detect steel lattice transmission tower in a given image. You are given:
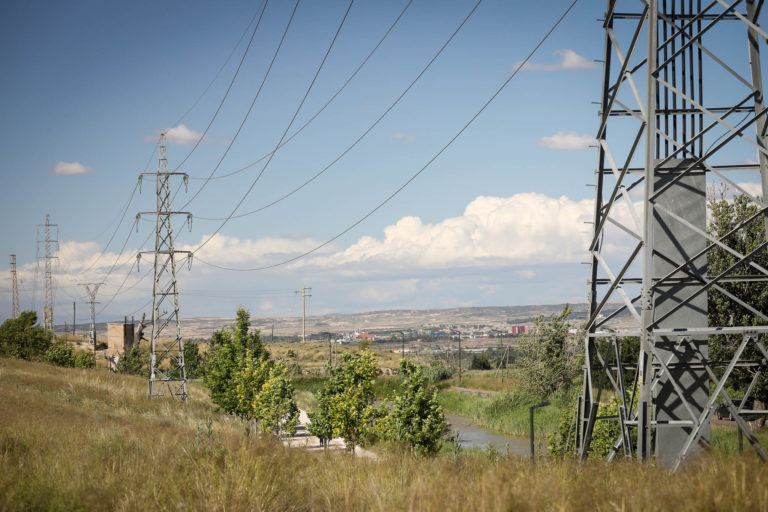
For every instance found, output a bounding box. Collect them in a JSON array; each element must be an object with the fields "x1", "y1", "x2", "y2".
[
  {"x1": 137, "y1": 133, "x2": 192, "y2": 402},
  {"x1": 37, "y1": 215, "x2": 58, "y2": 333},
  {"x1": 578, "y1": 0, "x2": 768, "y2": 470},
  {"x1": 80, "y1": 283, "x2": 103, "y2": 350},
  {"x1": 10, "y1": 254, "x2": 19, "y2": 319}
]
